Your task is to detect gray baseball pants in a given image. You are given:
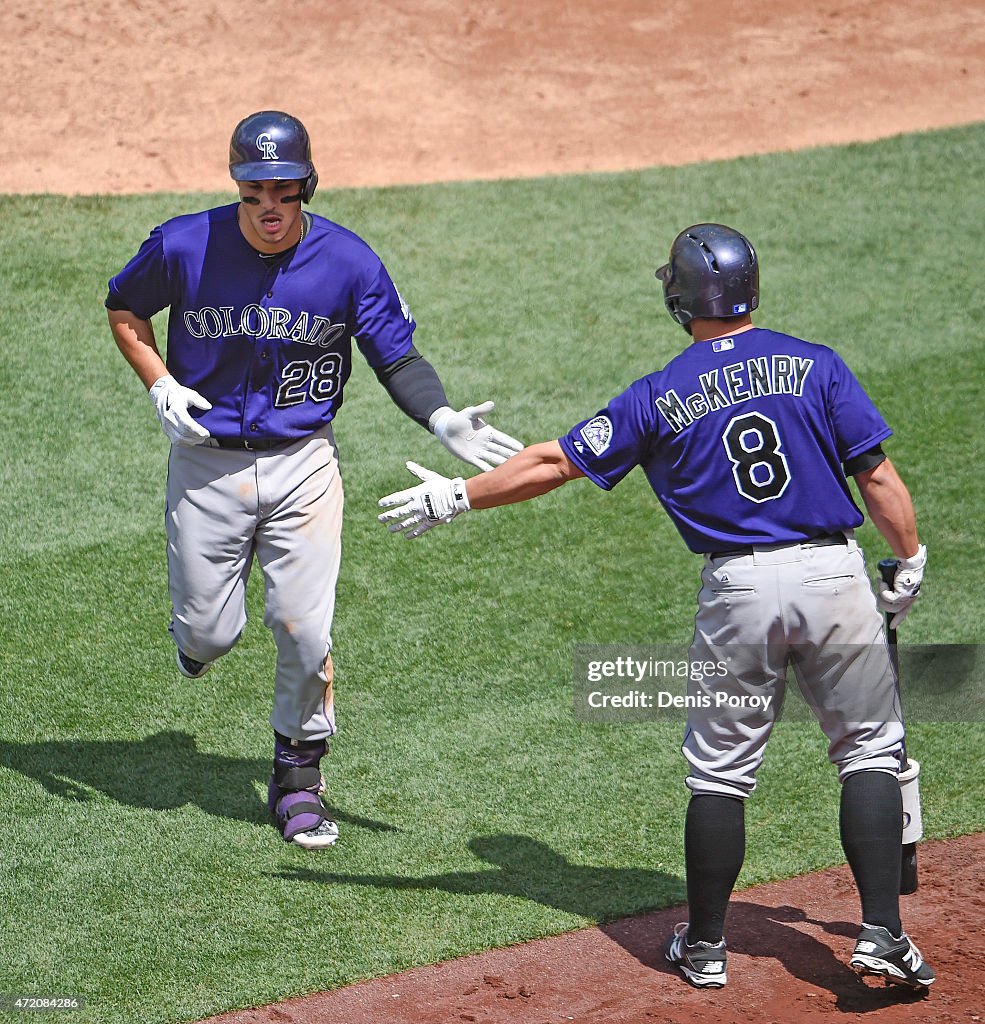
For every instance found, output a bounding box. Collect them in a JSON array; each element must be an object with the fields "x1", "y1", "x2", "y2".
[
  {"x1": 684, "y1": 534, "x2": 904, "y2": 799},
  {"x1": 165, "y1": 425, "x2": 342, "y2": 741}
]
